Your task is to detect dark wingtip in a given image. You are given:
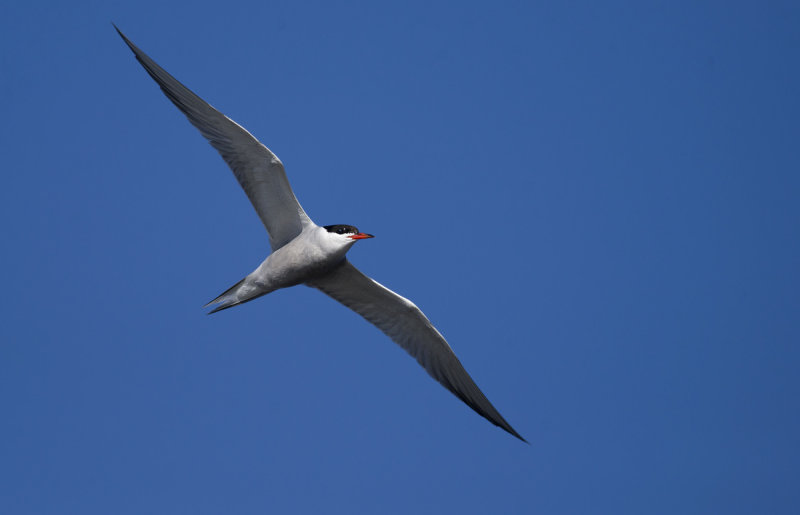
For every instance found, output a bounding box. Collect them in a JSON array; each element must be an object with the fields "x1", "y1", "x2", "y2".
[
  {"x1": 112, "y1": 23, "x2": 126, "y2": 40},
  {"x1": 512, "y1": 431, "x2": 529, "y2": 444},
  {"x1": 113, "y1": 24, "x2": 138, "y2": 54},
  {"x1": 498, "y1": 422, "x2": 527, "y2": 443}
]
